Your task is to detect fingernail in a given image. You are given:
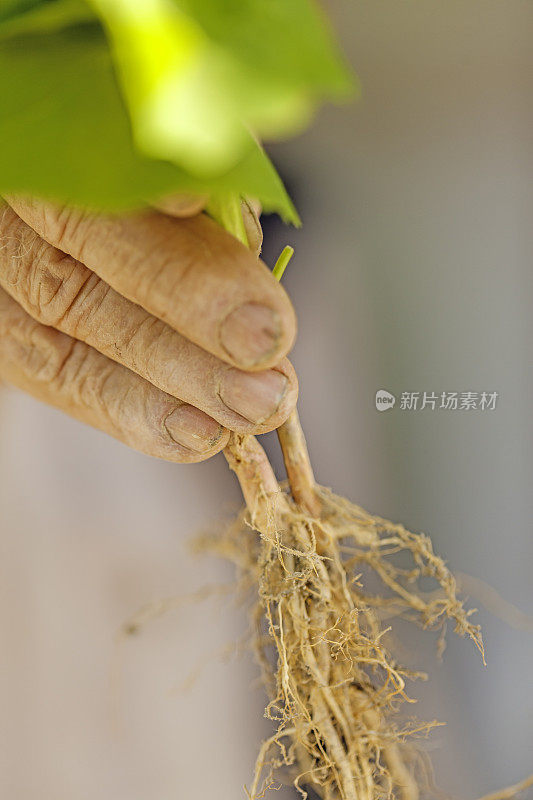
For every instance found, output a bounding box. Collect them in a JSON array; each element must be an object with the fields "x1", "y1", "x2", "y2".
[
  {"x1": 219, "y1": 369, "x2": 288, "y2": 424},
  {"x1": 165, "y1": 405, "x2": 224, "y2": 452},
  {"x1": 219, "y1": 303, "x2": 281, "y2": 367}
]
